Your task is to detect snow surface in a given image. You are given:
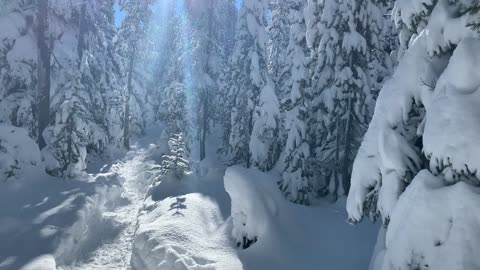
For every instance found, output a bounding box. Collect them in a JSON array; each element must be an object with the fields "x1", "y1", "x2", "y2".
[
  {"x1": 1, "y1": 128, "x2": 379, "y2": 270},
  {"x1": 379, "y1": 170, "x2": 480, "y2": 270},
  {"x1": 225, "y1": 166, "x2": 380, "y2": 270}
]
